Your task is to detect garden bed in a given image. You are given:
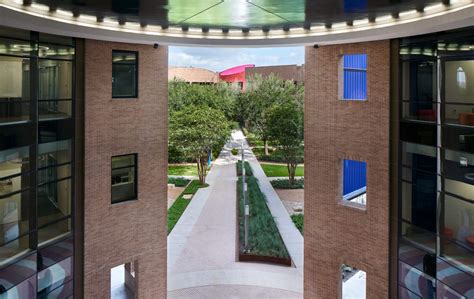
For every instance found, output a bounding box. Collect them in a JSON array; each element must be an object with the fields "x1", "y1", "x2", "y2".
[
  {"x1": 168, "y1": 176, "x2": 190, "y2": 187},
  {"x1": 291, "y1": 214, "x2": 304, "y2": 235},
  {"x1": 168, "y1": 180, "x2": 209, "y2": 234},
  {"x1": 236, "y1": 161, "x2": 253, "y2": 176},
  {"x1": 271, "y1": 178, "x2": 304, "y2": 189},
  {"x1": 237, "y1": 175, "x2": 291, "y2": 266}
]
